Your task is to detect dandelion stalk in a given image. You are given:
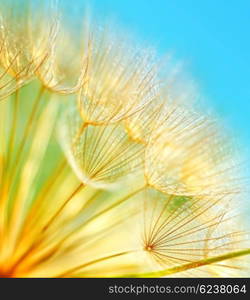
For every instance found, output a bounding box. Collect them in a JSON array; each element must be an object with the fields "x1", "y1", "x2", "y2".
[
  {"x1": 124, "y1": 248, "x2": 250, "y2": 278},
  {"x1": 57, "y1": 251, "x2": 134, "y2": 278},
  {"x1": 5, "y1": 89, "x2": 19, "y2": 172},
  {"x1": 20, "y1": 184, "x2": 146, "y2": 268},
  {"x1": 41, "y1": 182, "x2": 85, "y2": 232},
  {"x1": 10, "y1": 85, "x2": 45, "y2": 171}
]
